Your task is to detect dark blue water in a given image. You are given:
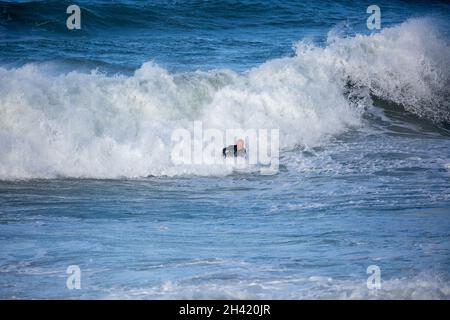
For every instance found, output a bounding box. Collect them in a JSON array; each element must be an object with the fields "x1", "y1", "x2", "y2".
[
  {"x1": 0, "y1": 0, "x2": 449, "y2": 299},
  {"x1": 2, "y1": 0, "x2": 450, "y2": 72}
]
